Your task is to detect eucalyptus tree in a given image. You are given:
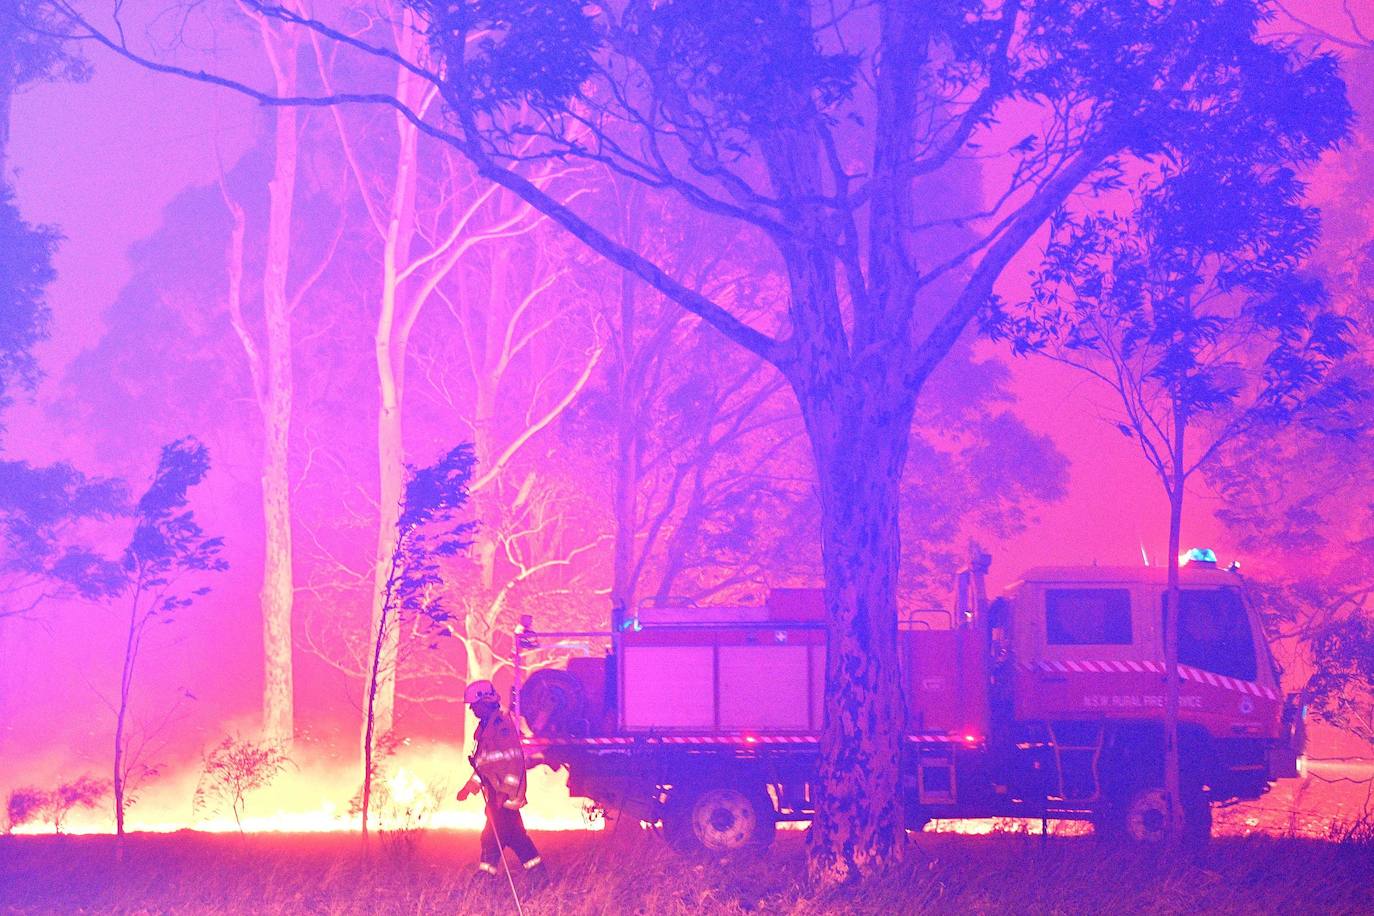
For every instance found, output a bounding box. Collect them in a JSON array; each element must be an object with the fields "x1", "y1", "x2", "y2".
[
  {"x1": 47, "y1": 0, "x2": 1354, "y2": 879},
  {"x1": 219, "y1": 0, "x2": 317, "y2": 747},
  {"x1": 0, "y1": 0, "x2": 87, "y2": 178},
  {"x1": 1004, "y1": 100, "x2": 1353, "y2": 837},
  {"x1": 110, "y1": 438, "x2": 227, "y2": 840},
  {"x1": 359, "y1": 443, "x2": 475, "y2": 839}
]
